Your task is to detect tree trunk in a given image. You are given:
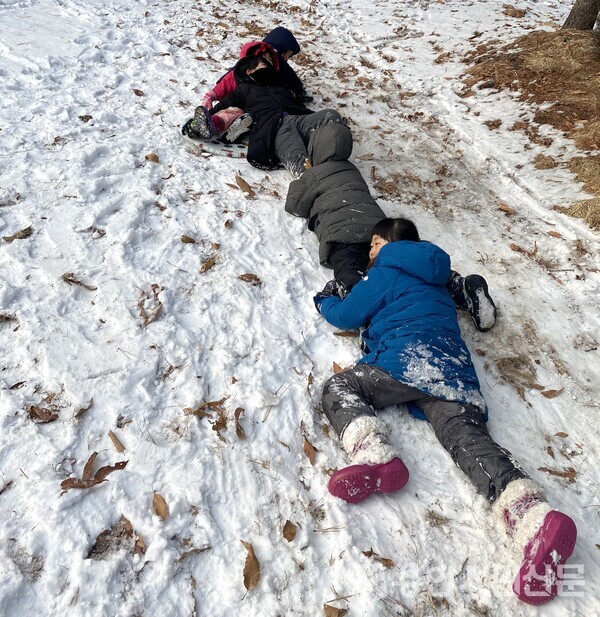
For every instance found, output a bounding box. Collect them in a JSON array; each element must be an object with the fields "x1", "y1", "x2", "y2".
[{"x1": 562, "y1": 0, "x2": 600, "y2": 30}]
